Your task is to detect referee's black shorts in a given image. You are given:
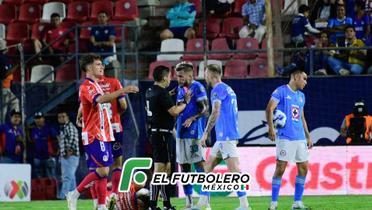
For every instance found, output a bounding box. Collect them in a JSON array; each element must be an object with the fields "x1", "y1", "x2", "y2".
[{"x1": 150, "y1": 130, "x2": 174, "y2": 163}]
